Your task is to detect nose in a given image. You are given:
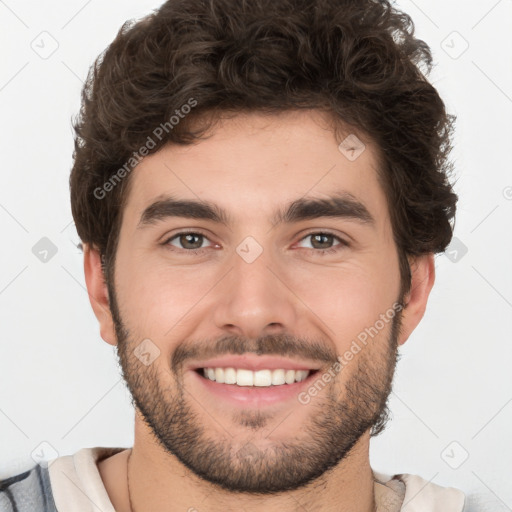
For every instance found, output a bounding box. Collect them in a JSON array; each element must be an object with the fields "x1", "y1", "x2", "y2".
[{"x1": 212, "y1": 245, "x2": 299, "y2": 340}]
